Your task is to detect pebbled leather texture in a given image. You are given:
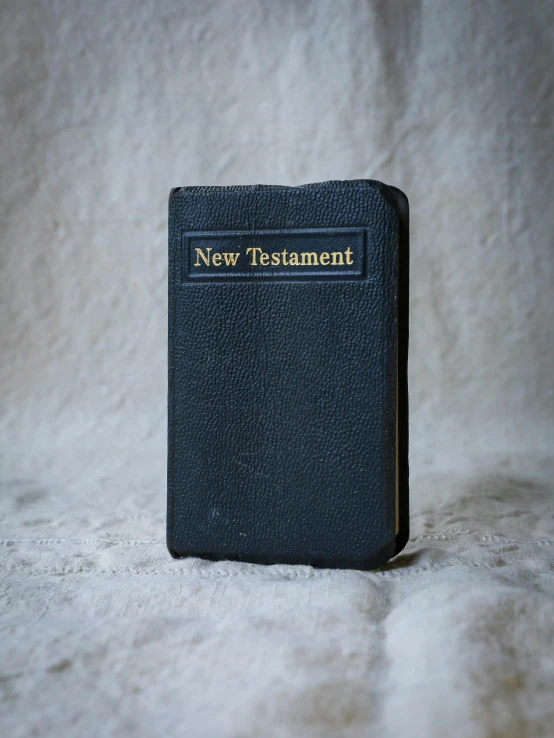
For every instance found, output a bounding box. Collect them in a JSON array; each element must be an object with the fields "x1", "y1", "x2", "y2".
[{"x1": 168, "y1": 180, "x2": 409, "y2": 569}]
